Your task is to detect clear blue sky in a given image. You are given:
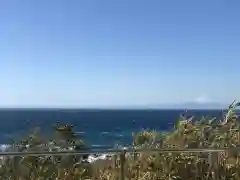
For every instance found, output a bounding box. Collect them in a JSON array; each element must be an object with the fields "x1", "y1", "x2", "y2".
[{"x1": 0, "y1": 0, "x2": 239, "y2": 107}]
